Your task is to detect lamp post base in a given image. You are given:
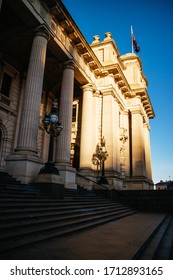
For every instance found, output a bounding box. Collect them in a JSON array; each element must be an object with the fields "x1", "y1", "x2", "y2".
[
  {"x1": 98, "y1": 176, "x2": 108, "y2": 185},
  {"x1": 39, "y1": 162, "x2": 59, "y2": 175}
]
